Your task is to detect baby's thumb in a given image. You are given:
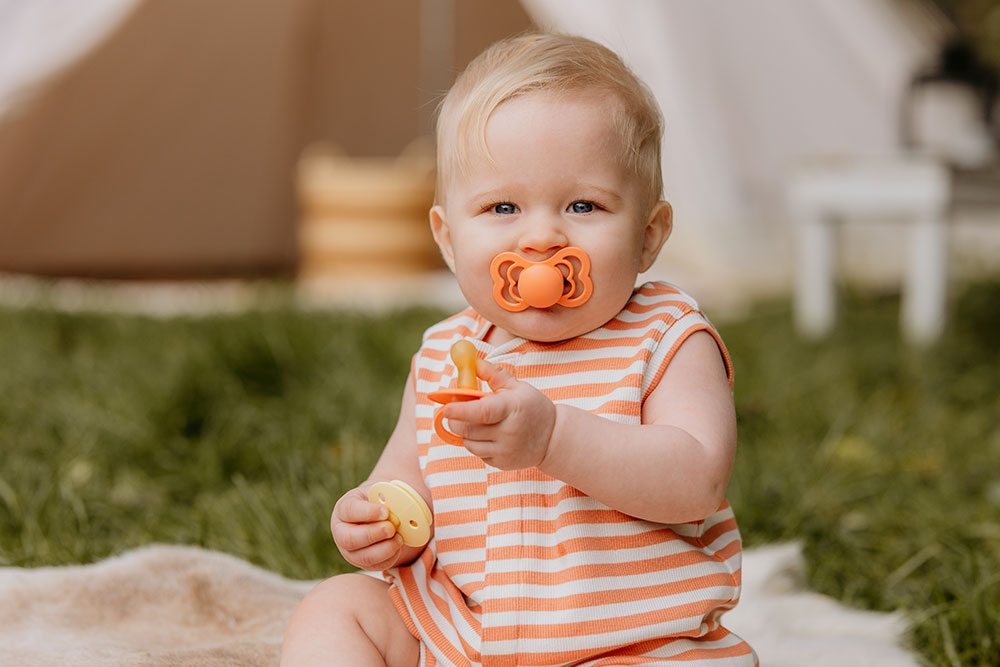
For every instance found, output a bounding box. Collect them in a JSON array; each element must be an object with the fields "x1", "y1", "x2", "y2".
[{"x1": 476, "y1": 359, "x2": 517, "y2": 392}]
